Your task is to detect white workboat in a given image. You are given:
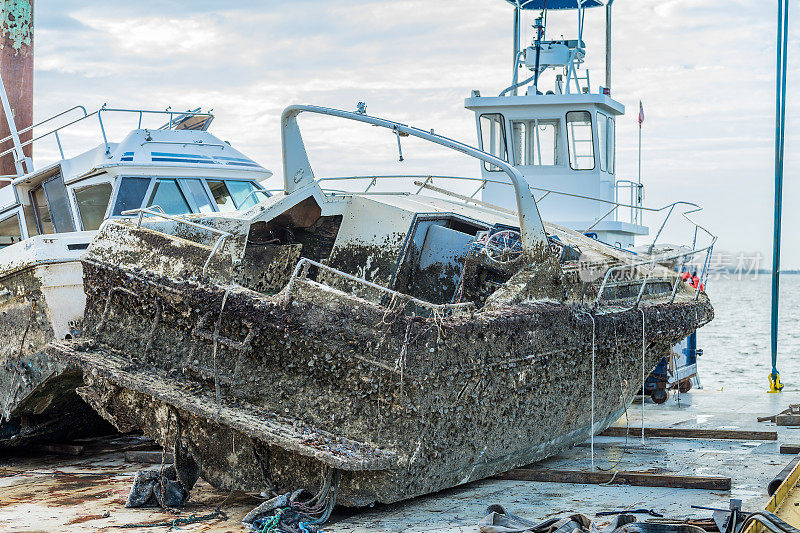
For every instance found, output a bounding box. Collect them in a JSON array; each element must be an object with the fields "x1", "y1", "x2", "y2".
[
  {"x1": 0, "y1": 106, "x2": 272, "y2": 446},
  {"x1": 462, "y1": 0, "x2": 713, "y2": 398}
]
